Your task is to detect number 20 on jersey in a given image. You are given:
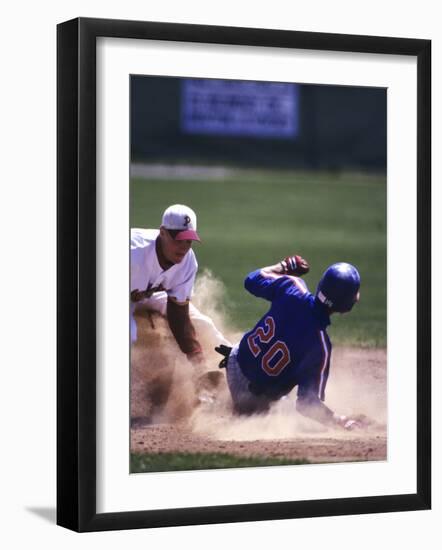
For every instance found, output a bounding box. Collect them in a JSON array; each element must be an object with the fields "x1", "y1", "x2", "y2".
[{"x1": 247, "y1": 316, "x2": 290, "y2": 376}]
